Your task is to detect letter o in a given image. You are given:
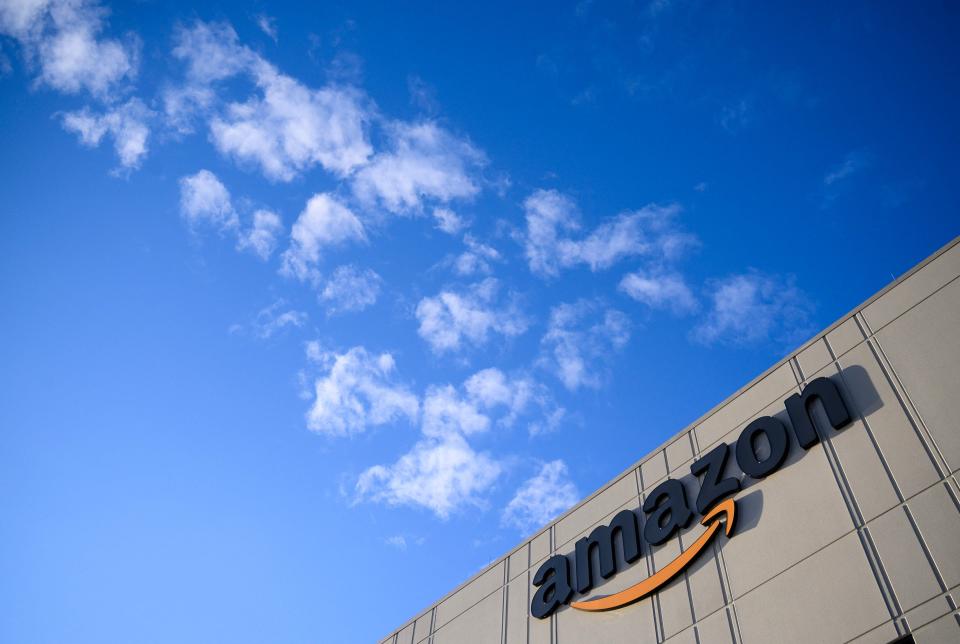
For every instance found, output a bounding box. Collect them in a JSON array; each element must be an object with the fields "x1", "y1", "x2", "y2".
[{"x1": 735, "y1": 416, "x2": 789, "y2": 478}]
